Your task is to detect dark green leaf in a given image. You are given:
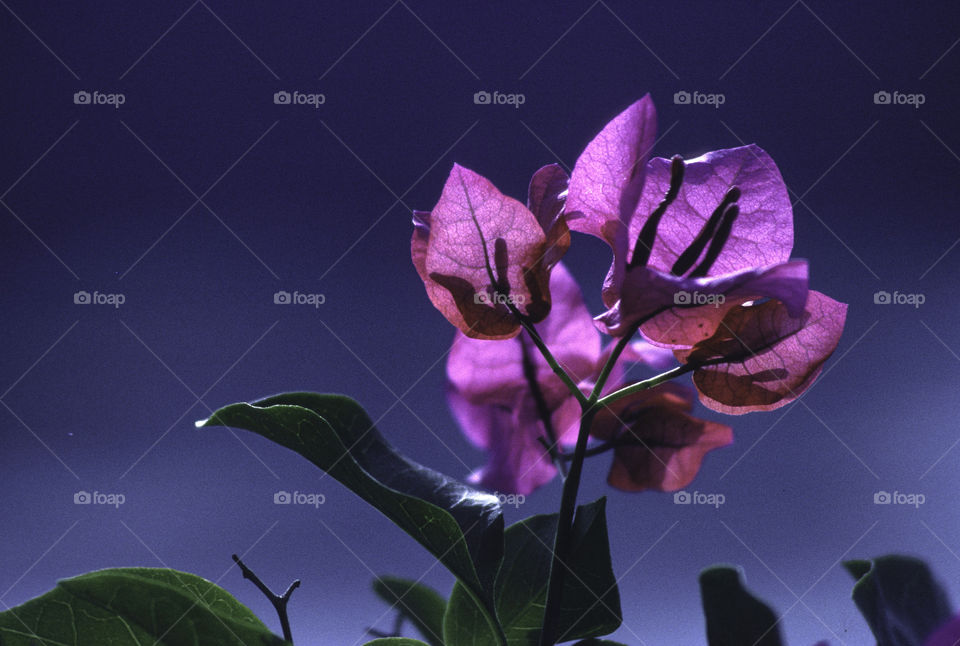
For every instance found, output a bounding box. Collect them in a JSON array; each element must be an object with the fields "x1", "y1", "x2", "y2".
[
  {"x1": 844, "y1": 555, "x2": 952, "y2": 646},
  {"x1": 494, "y1": 497, "x2": 621, "y2": 645},
  {"x1": 443, "y1": 581, "x2": 503, "y2": 646},
  {"x1": 200, "y1": 393, "x2": 504, "y2": 602},
  {"x1": 363, "y1": 639, "x2": 432, "y2": 646},
  {"x1": 0, "y1": 567, "x2": 287, "y2": 646},
  {"x1": 844, "y1": 558, "x2": 871, "y2": 581},
  {"x1": 699, "y1": 565, "x2": 783, "y2": 646},
  {"x1": 373, "y1": 575, "x2": 446, "y2": 646}
]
